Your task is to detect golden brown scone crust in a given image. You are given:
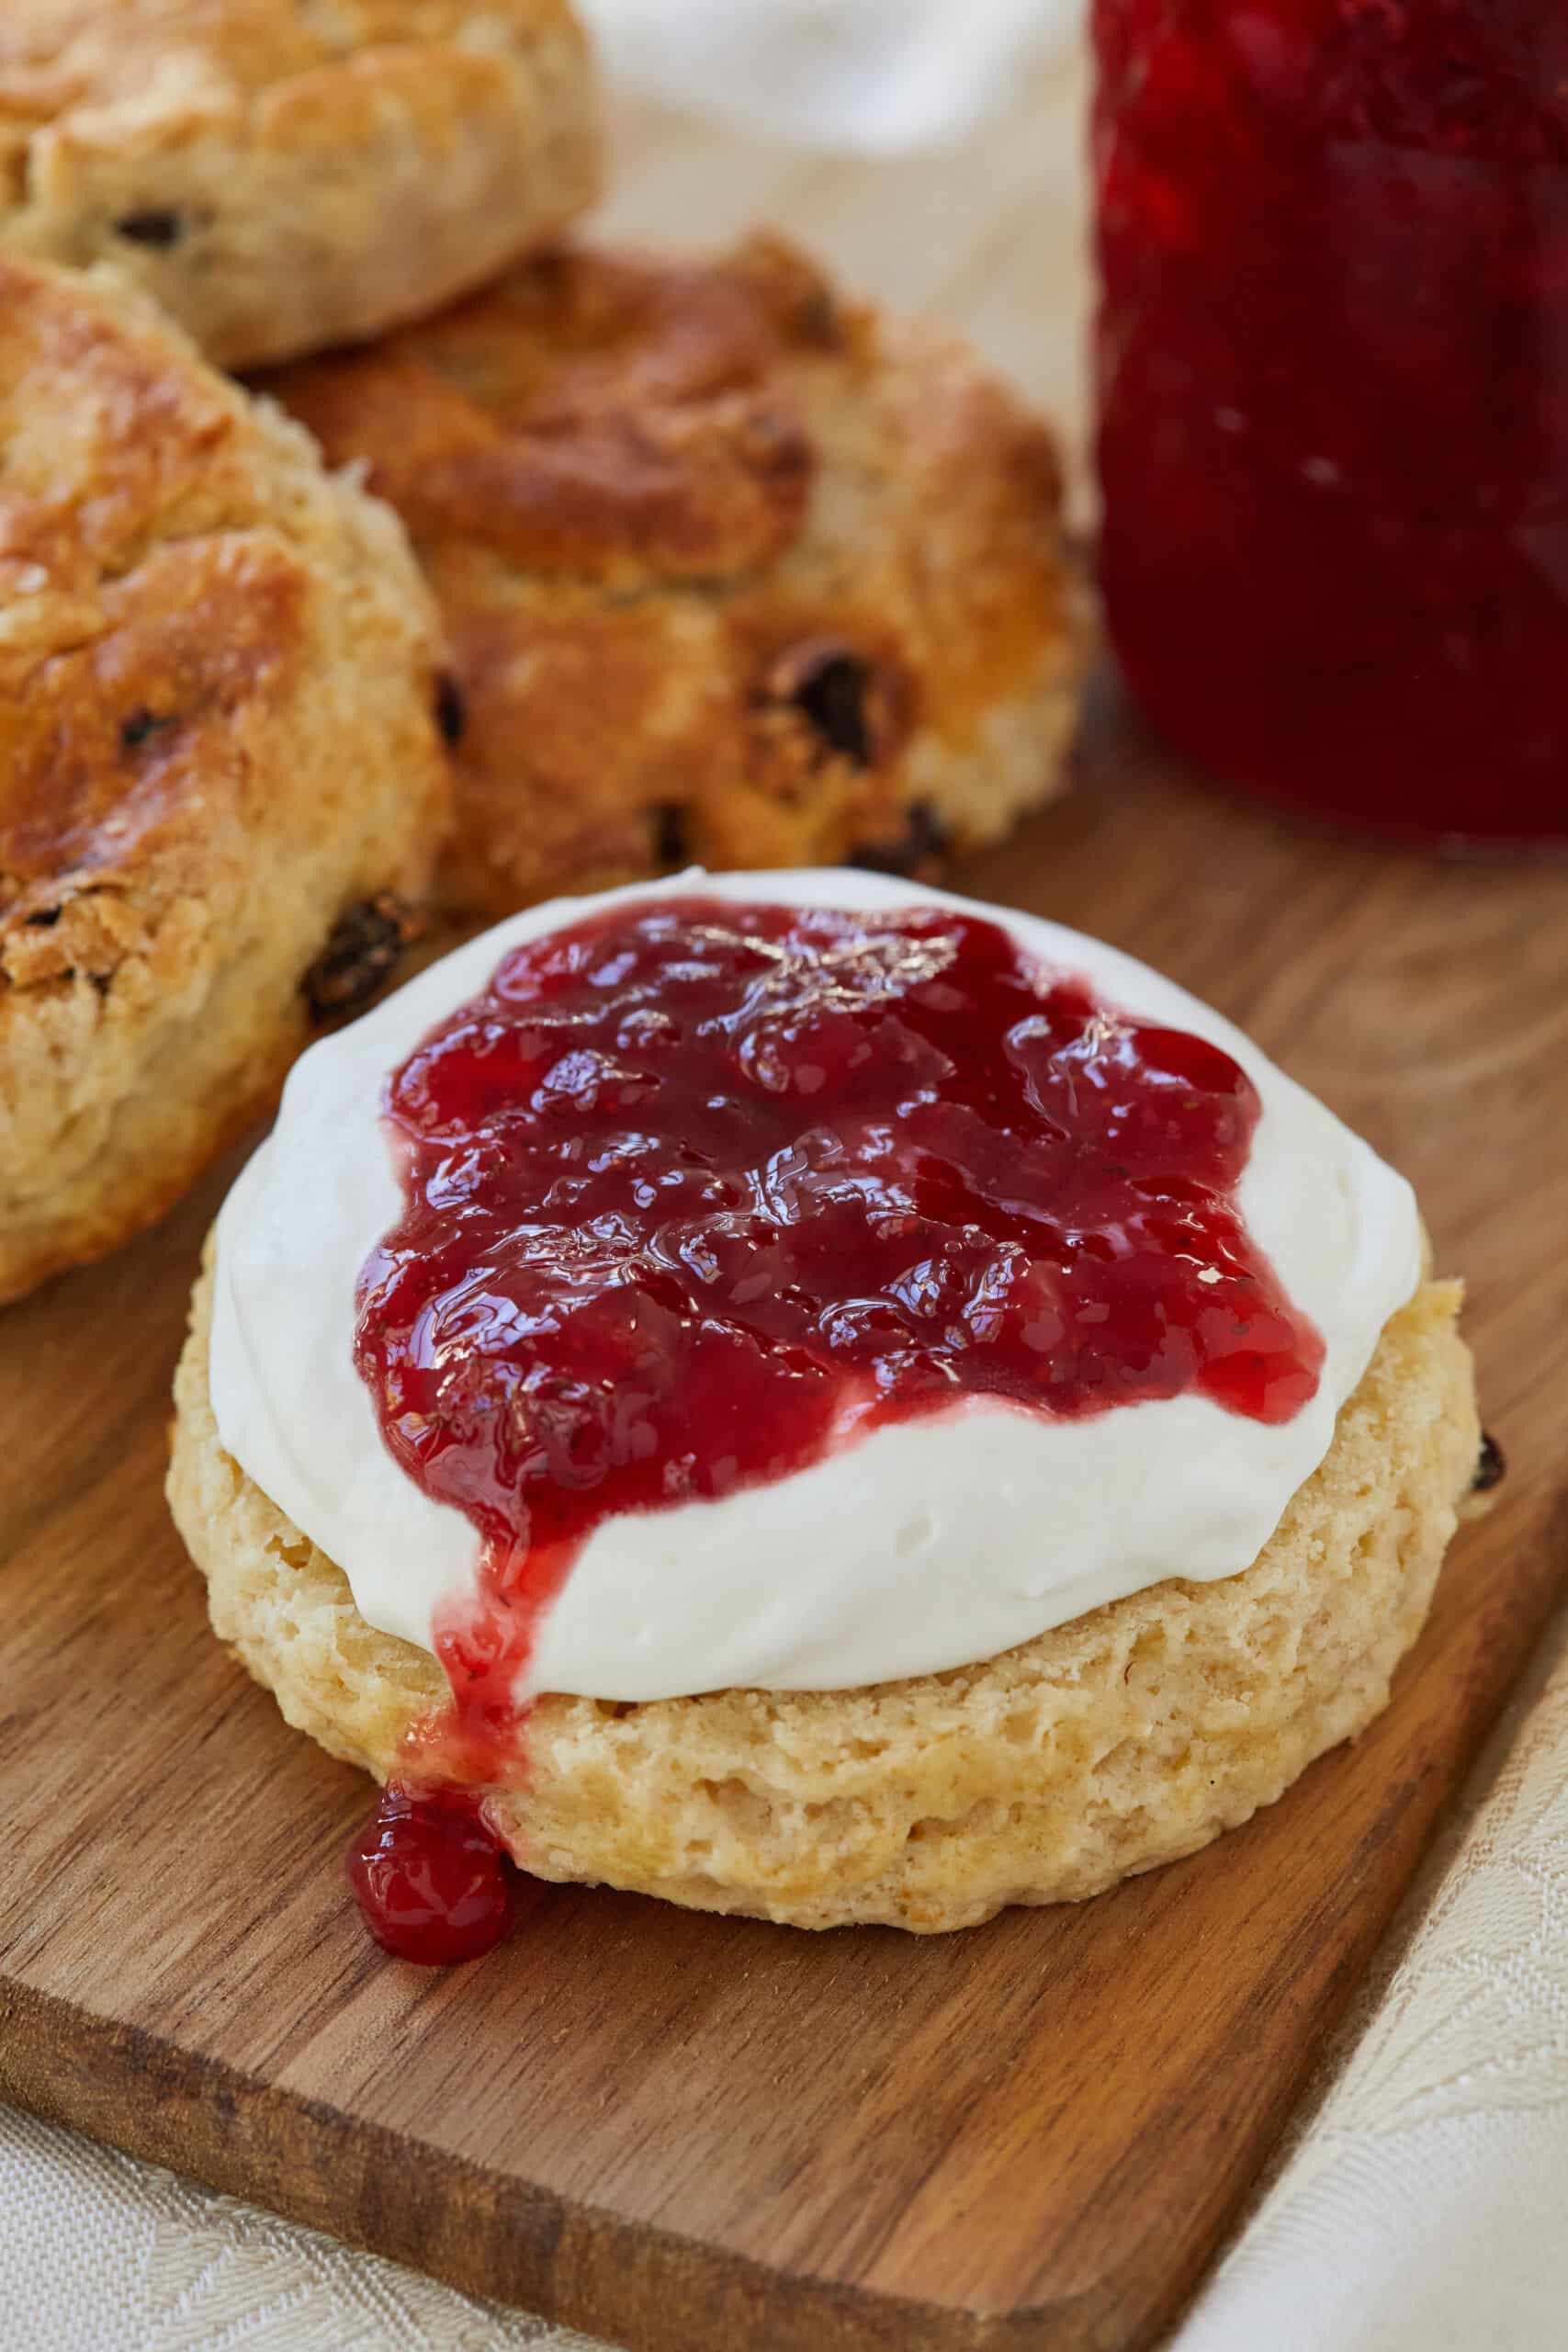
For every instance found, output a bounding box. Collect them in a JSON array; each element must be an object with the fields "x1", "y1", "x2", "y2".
[
  {"x1": 0, "y1": 0, "x2": 601, "y2": 368},
  {"x1": 0, "y1": 256, "x2": 450, "y2": 1305},
  {"x1": 170, "y1": 1263, "x2": 1479, "y2": 1933},
  {"x1": 261, "y1": 234, "x2": 1090, "y2": 922}
]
